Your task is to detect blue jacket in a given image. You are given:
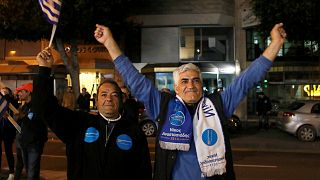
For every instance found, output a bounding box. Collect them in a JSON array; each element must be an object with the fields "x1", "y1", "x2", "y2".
[{"x1": 114, "y1": 55, "x2": 272, "y2": 180}]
